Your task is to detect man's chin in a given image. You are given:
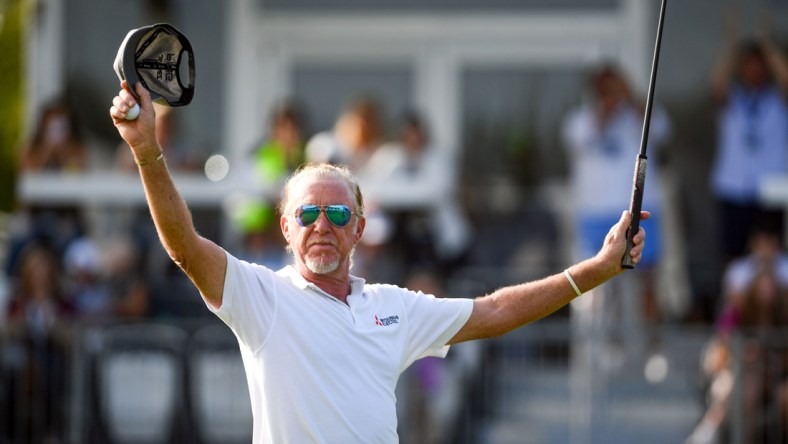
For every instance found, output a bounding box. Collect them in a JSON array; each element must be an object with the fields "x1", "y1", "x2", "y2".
[{"x1": 305, "y1": 258, "x2": 339, "y2": 275}]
